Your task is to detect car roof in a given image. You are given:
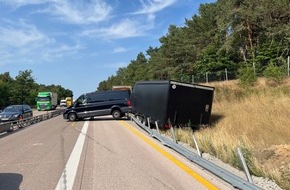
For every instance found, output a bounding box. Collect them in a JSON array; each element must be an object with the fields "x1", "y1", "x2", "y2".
[
  {"x1": 7, "y1": 104, "x2": 28, "y2": 107},
  {"x1": 5, "y1": 105, "x2": 30, "y2": 109}
]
